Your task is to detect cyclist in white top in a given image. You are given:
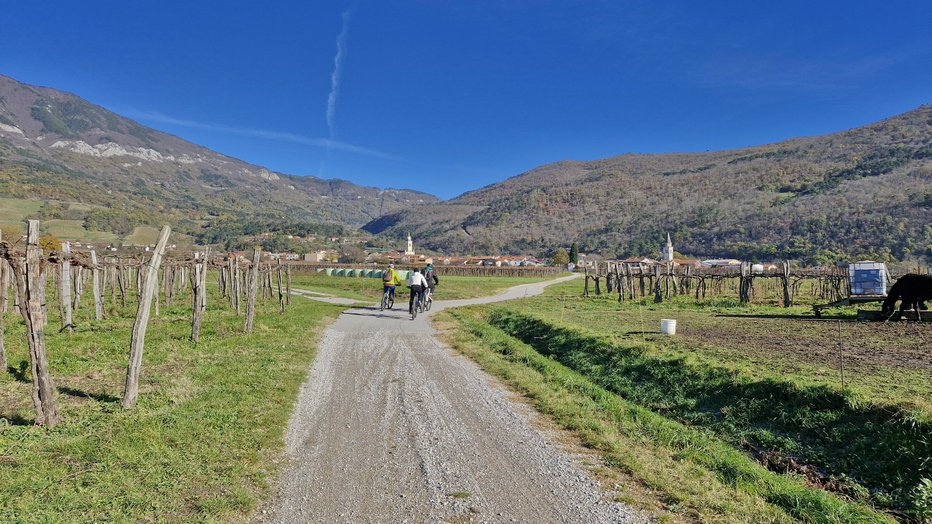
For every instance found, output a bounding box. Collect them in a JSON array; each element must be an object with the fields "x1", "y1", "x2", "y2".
[{"x1": 407, "y1": 268, "x2": 428, "y2": 315}]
